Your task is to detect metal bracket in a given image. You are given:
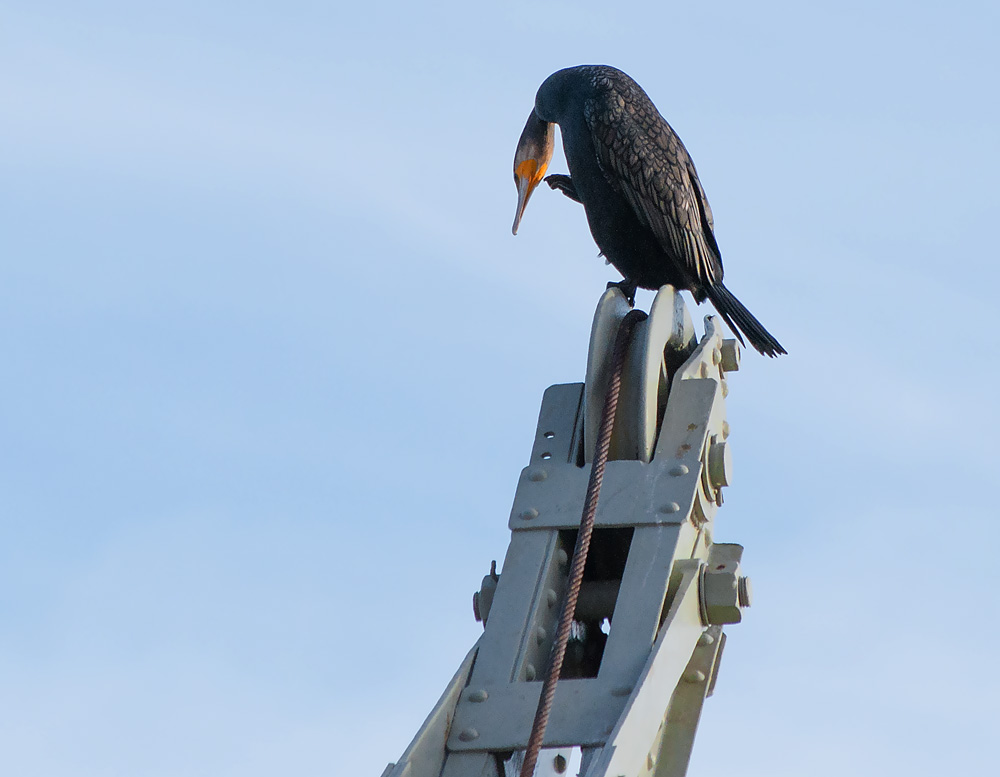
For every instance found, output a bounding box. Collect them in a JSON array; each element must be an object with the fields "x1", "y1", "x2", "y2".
[{"x1": 382, "y1": 287, "x2": 753, "y2": 777}]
